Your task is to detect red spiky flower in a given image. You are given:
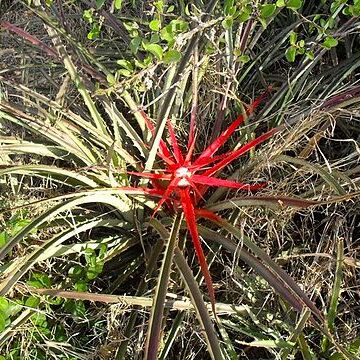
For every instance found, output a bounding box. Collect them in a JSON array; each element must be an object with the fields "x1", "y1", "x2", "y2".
[{"x1": 127, "y1": 91, "x2": 276, "y2": 312}]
